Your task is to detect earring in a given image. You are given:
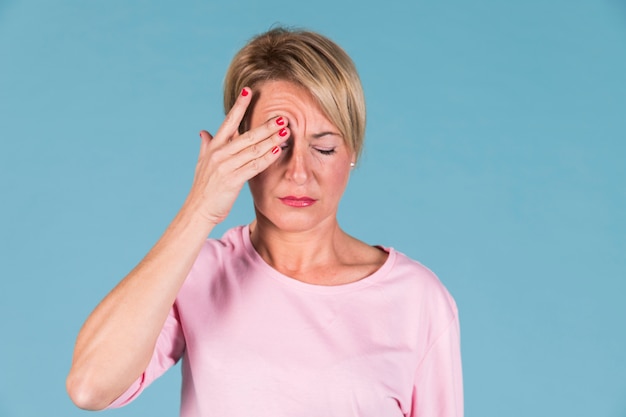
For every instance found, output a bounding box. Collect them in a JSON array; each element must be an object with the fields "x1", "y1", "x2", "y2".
[{"x1": 350, "y1": 162, "x2": 355, "y2": 167}]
